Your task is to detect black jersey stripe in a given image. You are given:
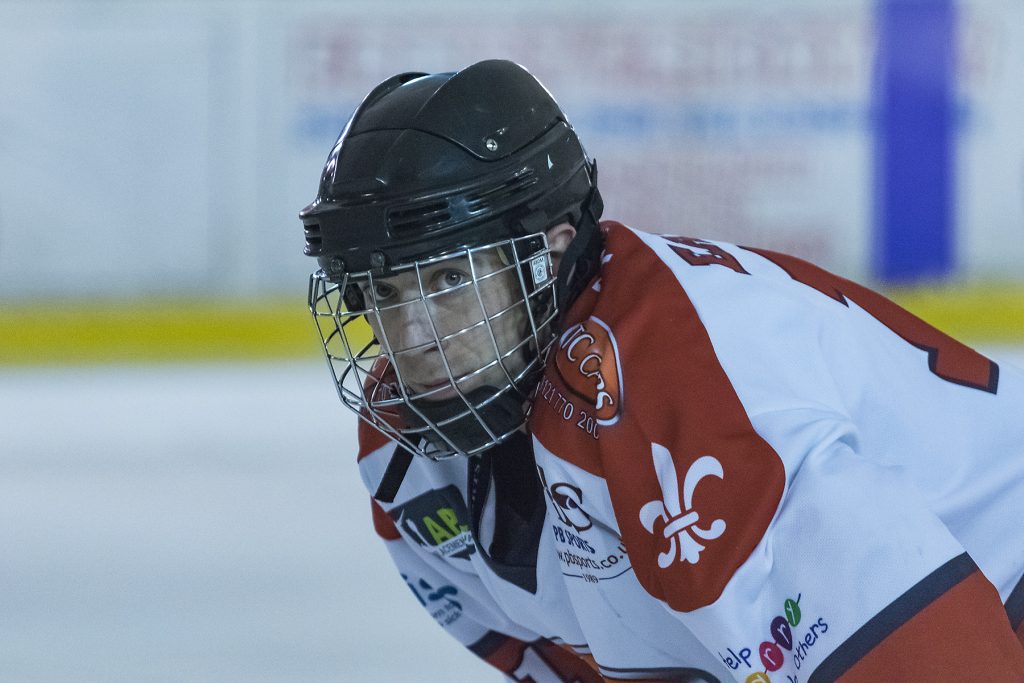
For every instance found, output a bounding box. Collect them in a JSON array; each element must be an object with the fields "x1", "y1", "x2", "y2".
[
  {"x1": 1006, "y1": 570, "x2": 1024, "y2": 632},
  {"x1": 467, "y1": 630, "x2": 510, "y2": 659},
  {"x1": 597, "y1": 664, "x2": 721, "y2": 682},
  {"x1": 809, "y1": 552, "x2": 977, "y2": 683}
]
